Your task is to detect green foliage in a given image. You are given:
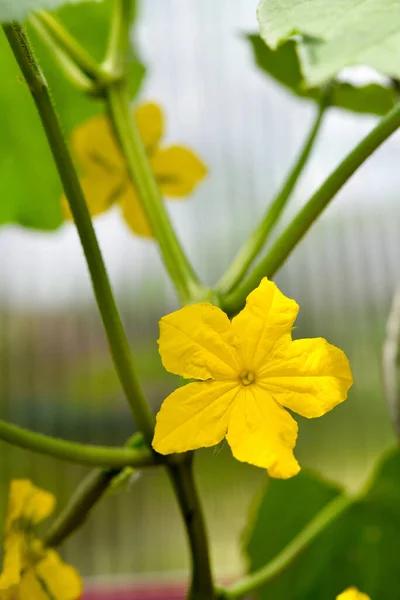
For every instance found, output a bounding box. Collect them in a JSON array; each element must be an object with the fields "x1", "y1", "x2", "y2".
[
  {"x1": 0, "y1": 0, "x2": 144, "y2": 230},
  {"x1": 257, "y1": 0, "x2": 400, "y2": 87},
  {"x1": 248, "y1": 34, "x2": 397, "y2": 116},
  {"x1": 245, "y1": 448, "x2": 400, "y2": 599},
  {"x1": 0, "y1": 0, "x2": 97, "y2": 23},
  {"x1": 67, "y1": 342, "x2": 171, "y2": 405}
]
